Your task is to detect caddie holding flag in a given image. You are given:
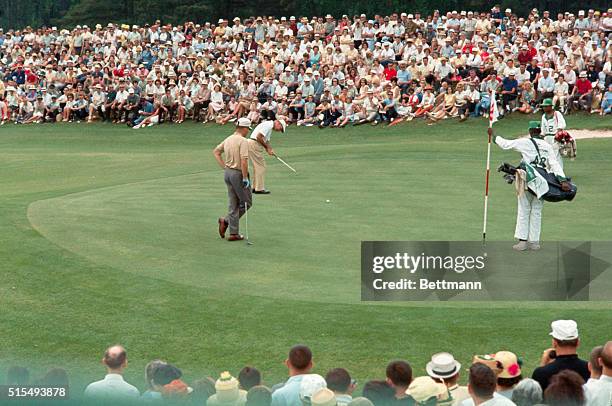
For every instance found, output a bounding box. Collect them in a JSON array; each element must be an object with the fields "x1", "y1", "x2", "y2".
[
  {"x1": 247, "y1": 119, "x2": 287, "y2": 194},
  {"x1": 489, "y1": 122, "x2": 572, "y2": 251},
  {"x1": 540, "y1": 98, "x2": 575, "y2": 167},
  {"x1": 214, "y1": 118, "x2": 253, "y2": 241}
]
